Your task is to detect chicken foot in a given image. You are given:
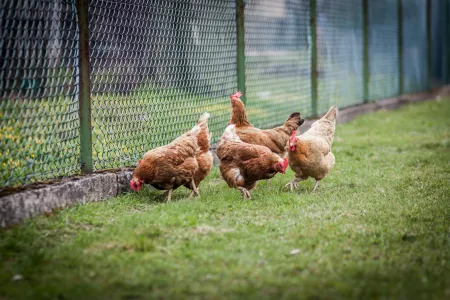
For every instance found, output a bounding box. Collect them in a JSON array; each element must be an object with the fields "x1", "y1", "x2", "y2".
[
  {"x1": 237, "y1": 187, "x2": 251, "y2": 199},
  {"x1": 284, "y1": 178, "x2": 305, "y2": 192},
  {"x1": 163, "y1": 189, "x2": 173, "y2": 202}
]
